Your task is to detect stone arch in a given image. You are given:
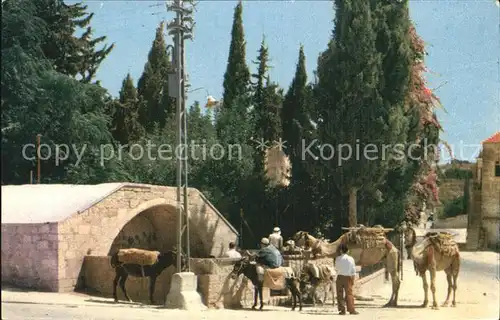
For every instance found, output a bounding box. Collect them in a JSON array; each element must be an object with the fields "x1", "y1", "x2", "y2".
[
  {"x1": 105, "y1": 198, "x2": 177, "y2": 255},
  {"x1": 105, "y1": 198, "x2": 209, "y2": 257}
]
